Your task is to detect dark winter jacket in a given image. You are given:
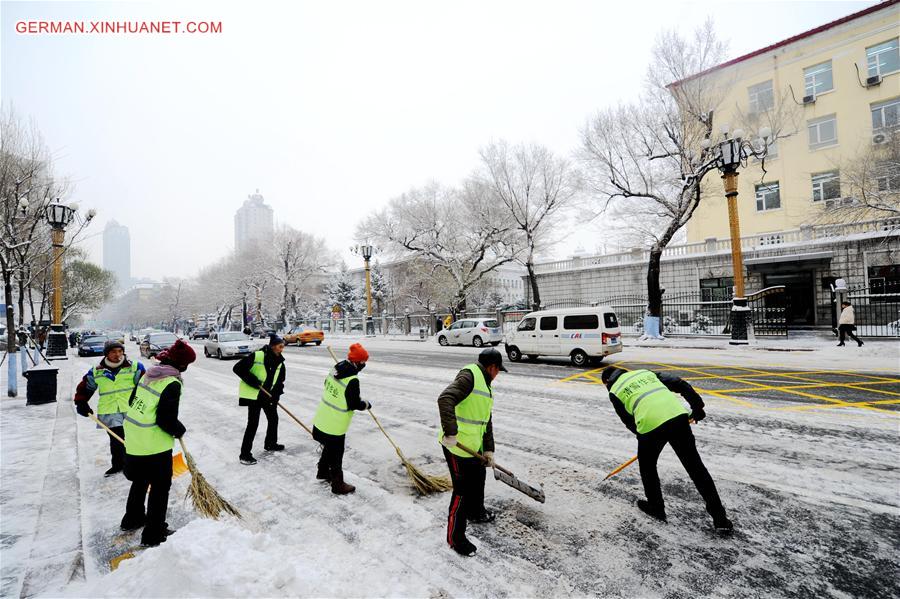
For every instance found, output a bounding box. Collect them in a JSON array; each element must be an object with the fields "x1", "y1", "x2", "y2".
[
  {"x1": 437, "y1": 364, "x2": 495, "y2": 453},
  {"x1": 331, "y1": 360, "x2": 369, "y2": 411},
  {"x1": 608, "y1": 371, "x2": 704, "y2": 435},
  {"x1": 233, "y1": 346, "x2": 286, "y2": 406},
  {"x1": 147, "y1": 380, "x2": 187, "y2": 439}
]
